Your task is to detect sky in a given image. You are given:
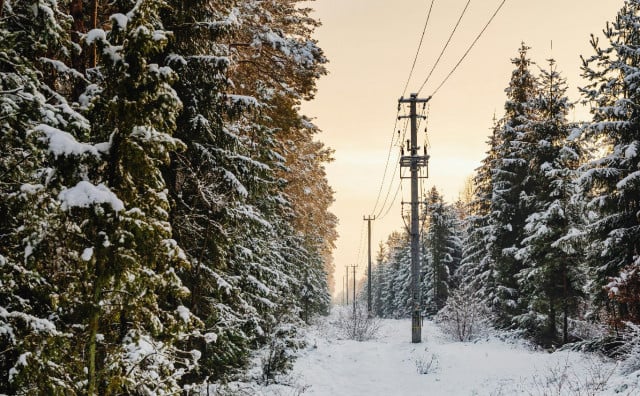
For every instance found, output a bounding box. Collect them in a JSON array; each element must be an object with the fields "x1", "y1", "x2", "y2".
[{"x1": 300, "y1": 0, "x2": 624, "y2": 296}]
